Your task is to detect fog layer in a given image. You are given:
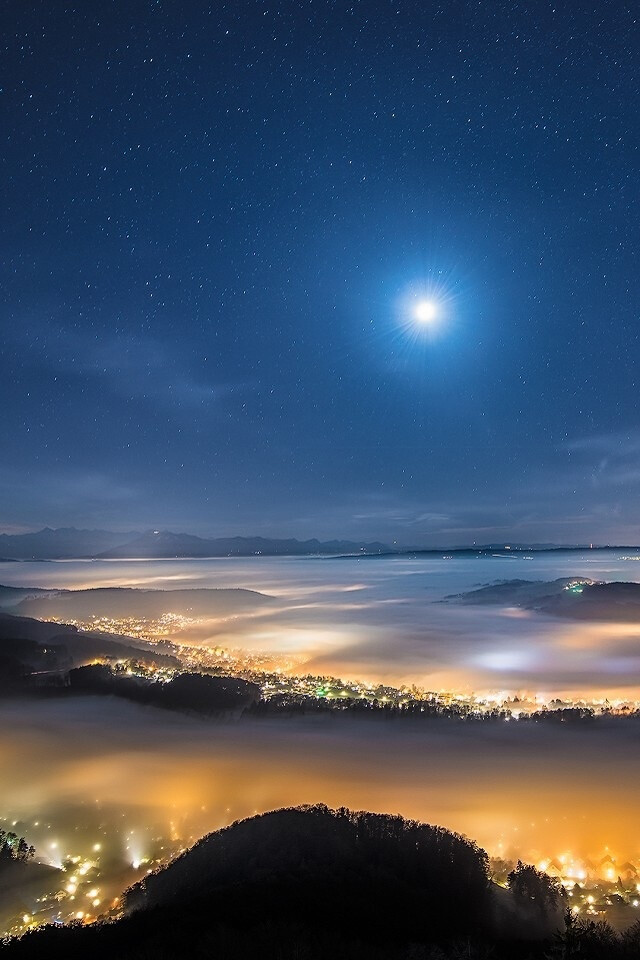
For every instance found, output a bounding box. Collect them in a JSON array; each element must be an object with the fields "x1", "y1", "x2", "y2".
[
  {"x1": 2, "y1": 551, "x2": 640, "y2": 697},
  {"x1": 1, "y1": 696, "x2": 638, "y2": 864}
]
